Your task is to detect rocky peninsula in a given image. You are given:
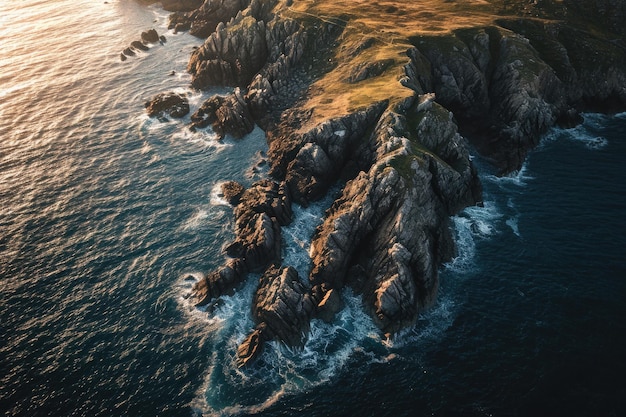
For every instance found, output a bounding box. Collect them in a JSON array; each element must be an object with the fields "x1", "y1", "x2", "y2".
[{"x1": 145, "y1": 0, "x2": 626, "y2": 366}]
